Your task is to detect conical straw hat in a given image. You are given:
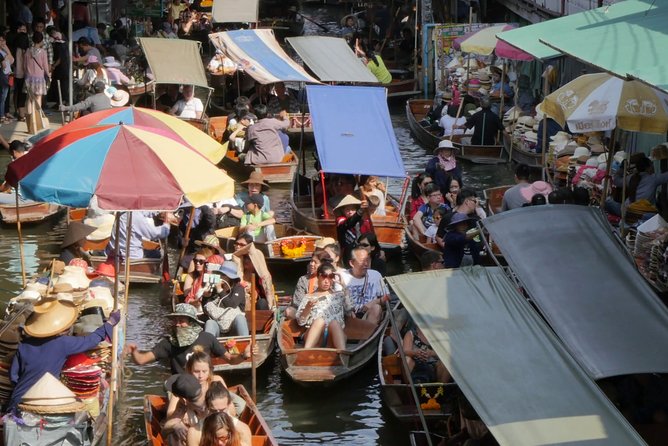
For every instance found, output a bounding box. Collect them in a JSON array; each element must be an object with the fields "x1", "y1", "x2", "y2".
[
  {"x1": 333, "y1": 195, "x2": 362, "y2": 211},
  {"x1": 24, "y1": 299, "x2": 78, "y2": 338},
  {"x1": 21, "y1": 372, "x2": 78, "y2": 406}
]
